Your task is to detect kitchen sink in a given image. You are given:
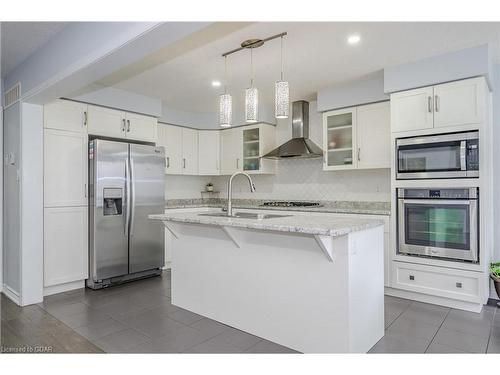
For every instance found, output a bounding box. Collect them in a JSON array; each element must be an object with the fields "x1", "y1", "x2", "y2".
[{"x1": 198, "y1": 212, "x2": 291, "y2": 220}]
